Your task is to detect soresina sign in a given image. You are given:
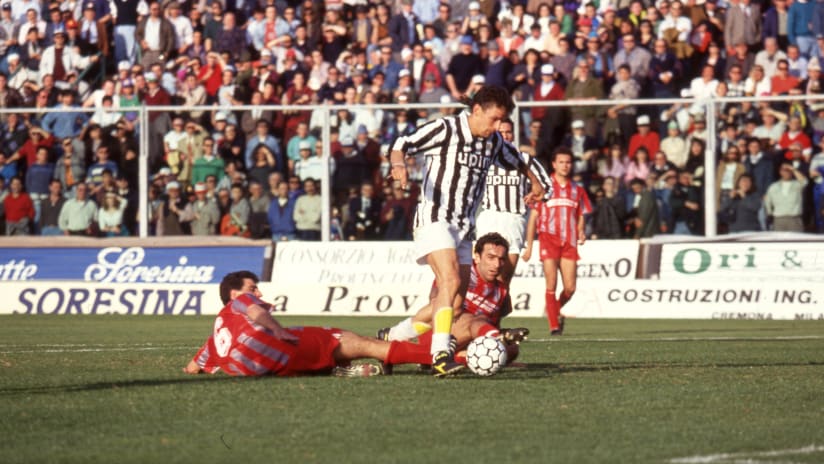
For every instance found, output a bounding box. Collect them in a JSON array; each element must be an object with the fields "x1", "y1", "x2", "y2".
[{"x1": 659, "y1": 242, "x2": 824, "y2": 281}]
